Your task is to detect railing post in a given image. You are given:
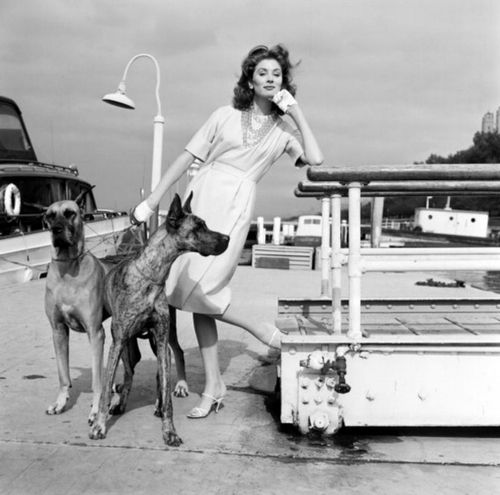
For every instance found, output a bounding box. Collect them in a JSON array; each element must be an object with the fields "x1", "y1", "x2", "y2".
[
  {"x1": 331, "y1": 193, "x2": 342, "y2": 334},
  {"x1": 348, "y1": 183, "x2": 362, "y2": 340},
  {"x1": 320, "y1": 196, "x2": 330, "y2": 297},
  {"x1": 371, "y1": 197, "x2": 384, "y2": 248}
]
